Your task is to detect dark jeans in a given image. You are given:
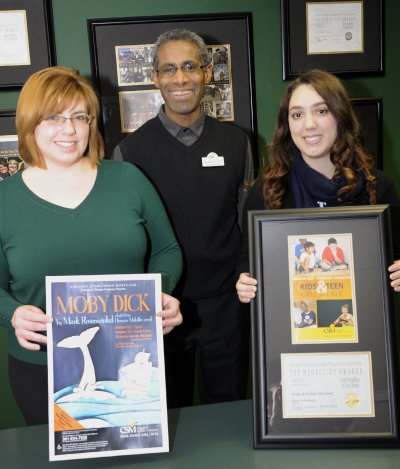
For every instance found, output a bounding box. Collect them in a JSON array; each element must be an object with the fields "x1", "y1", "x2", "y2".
[
  {"x1": 163, "y1": 290, "x2": 250, "y2": 408},
  {"x1": 8, "y1": 354, "x2": 48, "y2": 425}
]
